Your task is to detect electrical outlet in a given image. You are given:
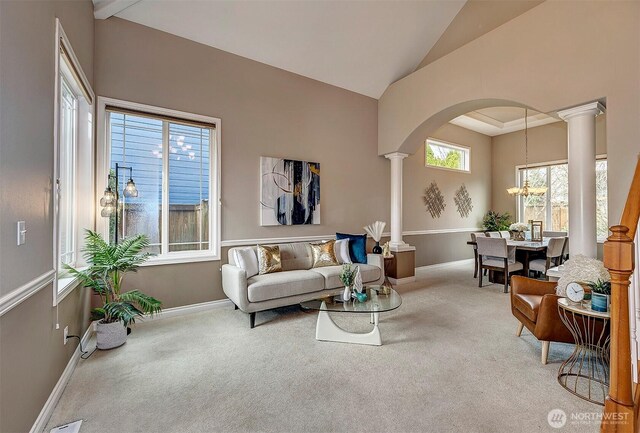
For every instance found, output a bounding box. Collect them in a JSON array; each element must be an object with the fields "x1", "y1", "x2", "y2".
[{"x1": 63, "y1": 326, "x2": 69, "y2": 345}]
